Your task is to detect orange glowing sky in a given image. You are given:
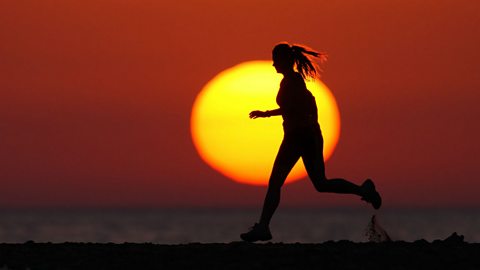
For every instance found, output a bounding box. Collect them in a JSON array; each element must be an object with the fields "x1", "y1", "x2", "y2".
[{"x1": 1, "y1": 0, "x2": 479, "y2": 208}]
